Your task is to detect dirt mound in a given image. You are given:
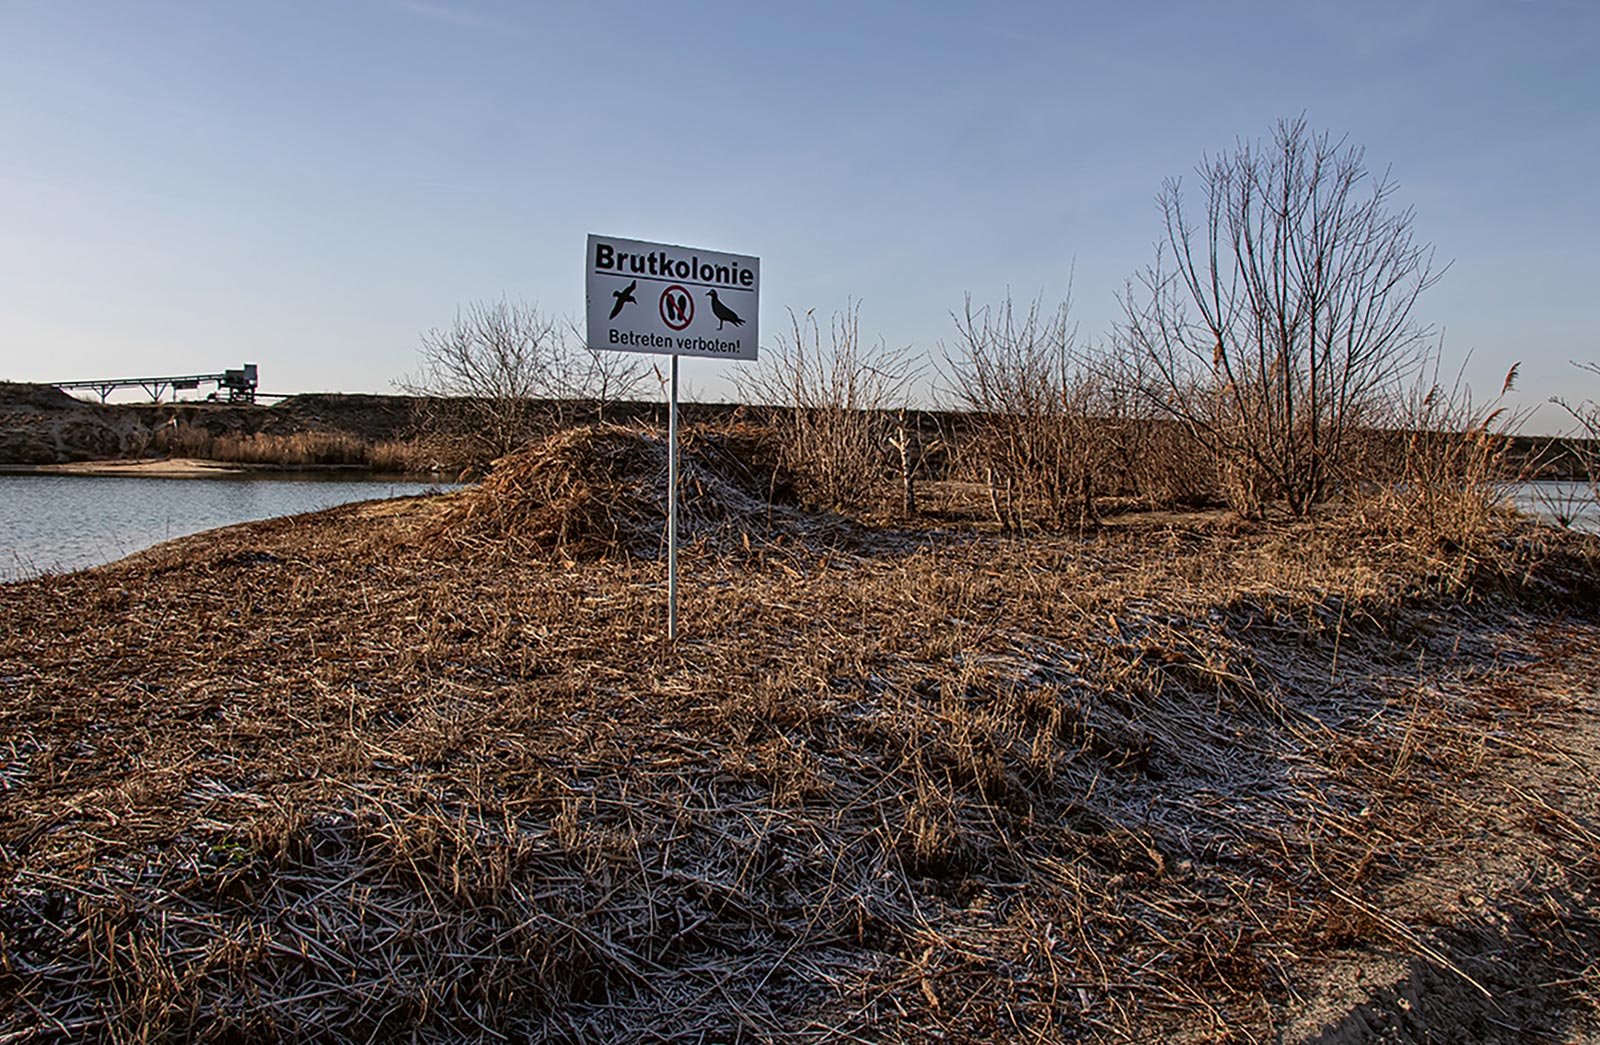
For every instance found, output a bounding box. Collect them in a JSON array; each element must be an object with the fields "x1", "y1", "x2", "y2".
[
  {"x1": 0, "y1": 382, "x2": 86, "y2": 412},
  {"x1": 268, "y1": 394, "x2": 420, "y2": 441},
  {"x1": 435, "y1": 423, "x2": 787, "y2": 558},
  {"x1": 0, "y1": 383, "x2": 138, "y2": 463}
]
